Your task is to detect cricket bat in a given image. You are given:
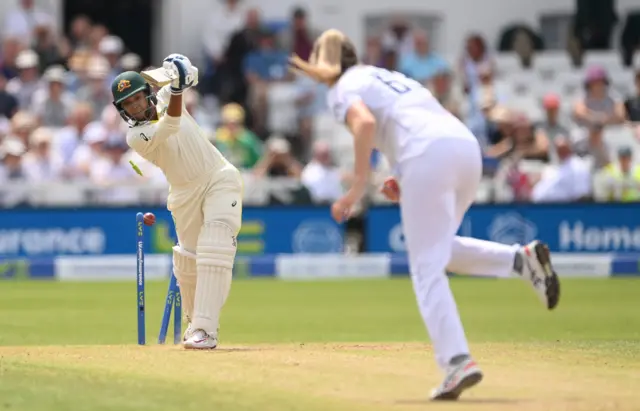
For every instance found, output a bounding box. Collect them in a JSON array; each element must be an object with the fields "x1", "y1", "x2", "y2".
[
  {"x1": 141, "y1": 66, "x2": 199, "y2": 87},
  {"x1": 141, "y1": 67, "x2": 176, "y2": 87}
]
